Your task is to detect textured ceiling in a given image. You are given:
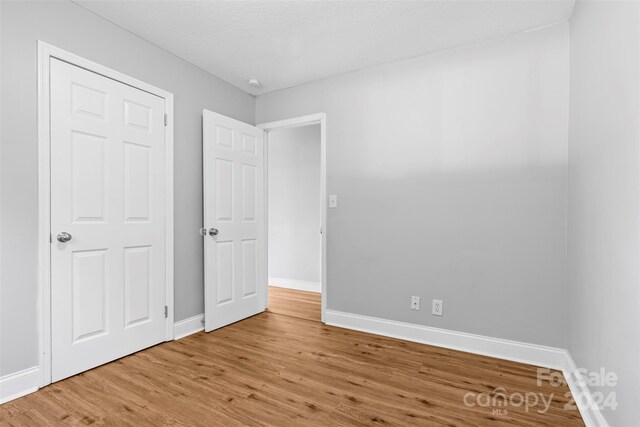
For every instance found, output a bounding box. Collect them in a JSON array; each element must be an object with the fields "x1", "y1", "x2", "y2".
[{"x1": 74, "y1": 0, "x2": 575, "y2": 95}]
